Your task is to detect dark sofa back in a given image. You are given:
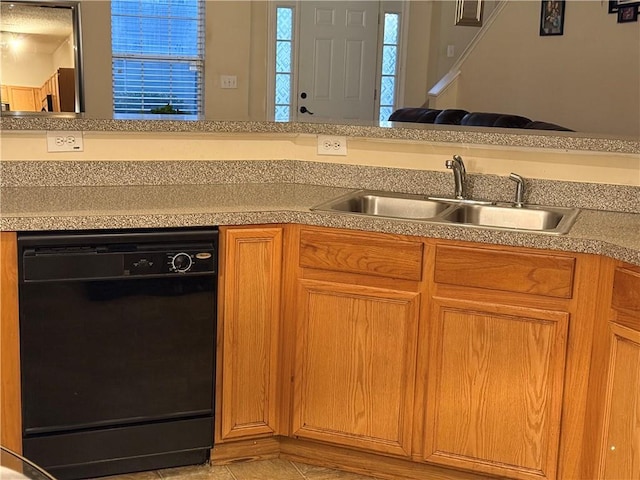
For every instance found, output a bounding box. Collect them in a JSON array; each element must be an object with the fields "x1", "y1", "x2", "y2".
[{"x1": 388, "y1": 107, "x2": 572, "y2": 131}]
